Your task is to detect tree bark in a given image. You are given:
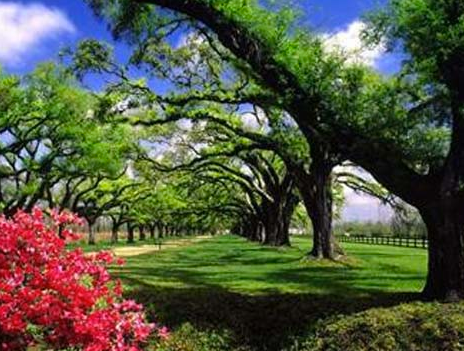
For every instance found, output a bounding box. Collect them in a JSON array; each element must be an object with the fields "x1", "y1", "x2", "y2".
[
  {"x1": 291, "y1": 146, "x2": 338, "y2": 259},
  {"x1": 88, "y1": 222, "x2": 96, "y2": 245},
  {"x1": 419, "y1": 196, "x2": 464, "y2": 300},
  {"x1": 248, "y1": 217, "x2": 262, "y2": 242},
  {"x1": 157, "y1": 223, "x2": 164, "y2": 238},
  {"x1": 139, "y1": 225, "x2": 146, "y2": 241},
  {"x1": 261, "y1": 177, "x2": 297, "y2": 247},
  {"x1": 307, "y1": 177, "x2": 334, "y2": 259},
  {"x1": 127, "y1": 225, "x2": 135, "y2": 244},
  {"x1": 149, "y1": 224, "x2": 156, "y2": 239},
  {"x1": 262, "y1": 201, "x2": 291, "y2": 246},
  {"x1": 418, "y1": 96, "x2": 464, "y2": 300},
  {"x1": 111, "y1": 223, "x2": 119, "y2": 244},
  {"x1": 233, "y1": 214, "x2": 263, "y2": 242}
]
